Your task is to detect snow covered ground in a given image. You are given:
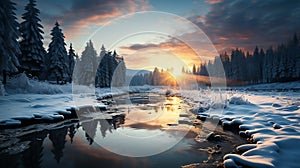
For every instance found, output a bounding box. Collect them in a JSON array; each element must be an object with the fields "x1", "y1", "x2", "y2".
[
  {"x1": 0, "y1": 74, "x2": 299, "y2": 167},
  {"x1": 221, "y1": 91, "x2": 300, "y2": 168},
  {"x1": 148, "y1": 85, "x2": 300, "y2": 168}
]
